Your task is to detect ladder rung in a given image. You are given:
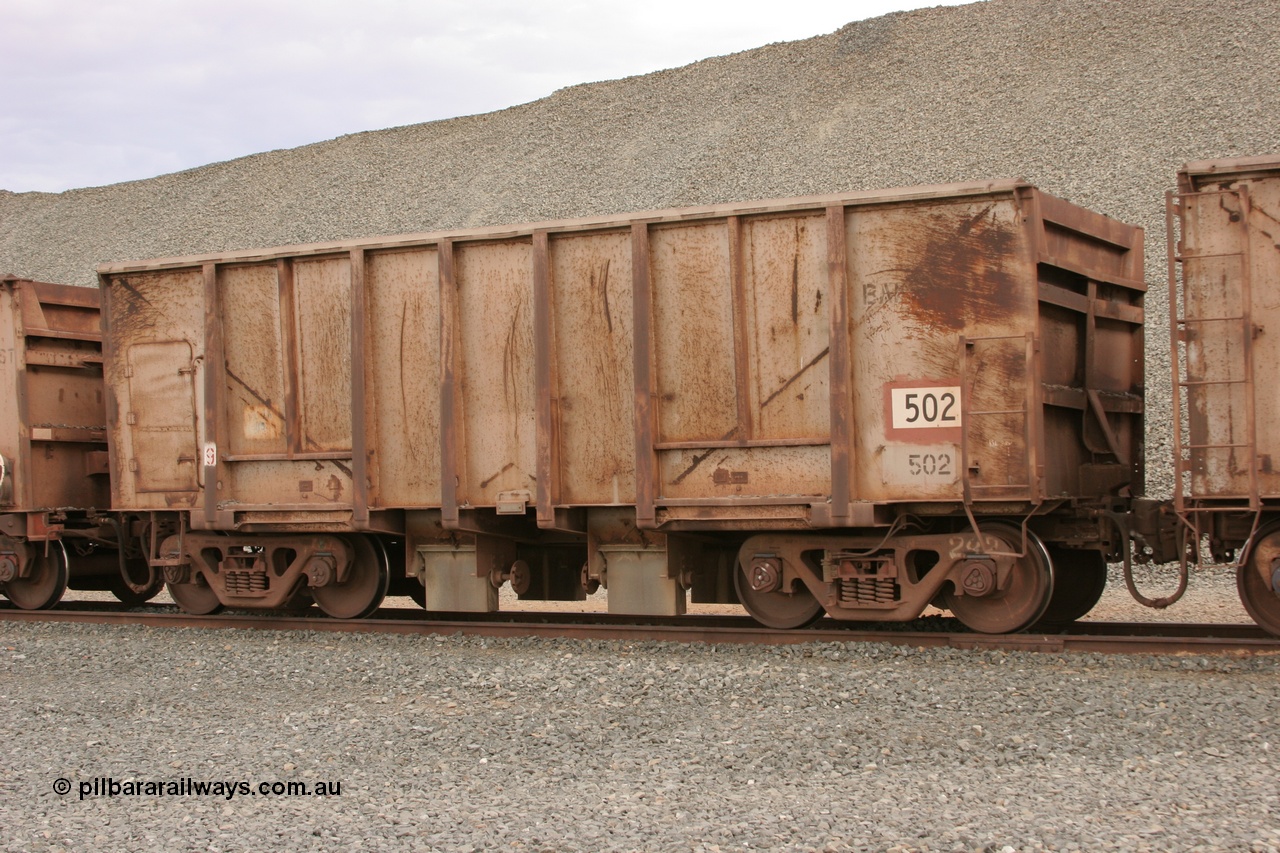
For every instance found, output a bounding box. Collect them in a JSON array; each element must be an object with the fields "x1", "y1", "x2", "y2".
[
  {"x1": 969, "y1": 485, "x2": 1032, "y2": 491},
  {"x1": 1177, "y1": 315, "x2": 1246, "y2": 323},
  {"x1": 1184, "y1": 443, "x2": 1252, "y2": 450},
  {"x1": 1179, "y1": 379, "x2": 1248, "y2": 387},
  {"x1": 1178, "y1": 251, "x2": 1245, "y2": 261},
  {"x1": 969, "y1": 409, "x2": 1026, "y2": 416}
]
